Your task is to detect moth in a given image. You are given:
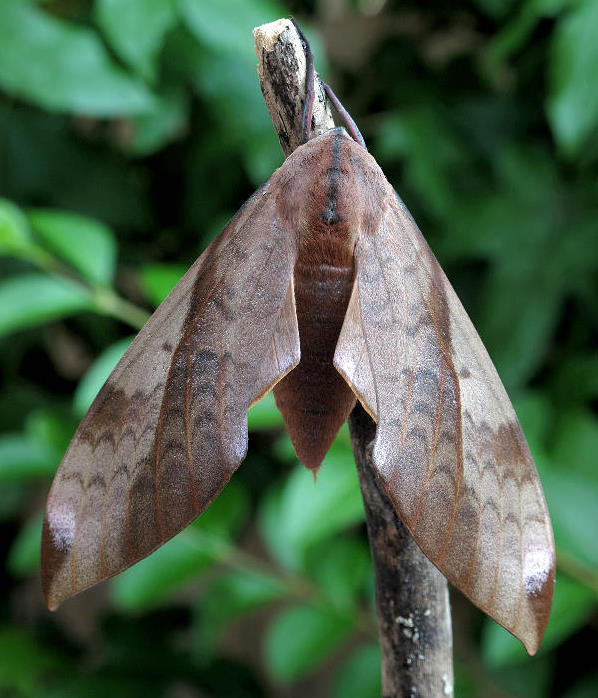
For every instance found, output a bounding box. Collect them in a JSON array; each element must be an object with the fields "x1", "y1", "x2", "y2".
[{"x1": 42, "y1": 26, "x2": 554, "y2": 657}]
